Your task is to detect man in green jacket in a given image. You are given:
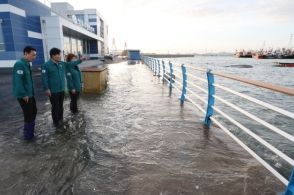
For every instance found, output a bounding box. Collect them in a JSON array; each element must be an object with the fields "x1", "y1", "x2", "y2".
[
  {"x1": 41, "y1": 48, "x2": 83, "y2": 127},
  {"x1": 12, "y1": 46, "x2": 37, "y2": 140}
]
